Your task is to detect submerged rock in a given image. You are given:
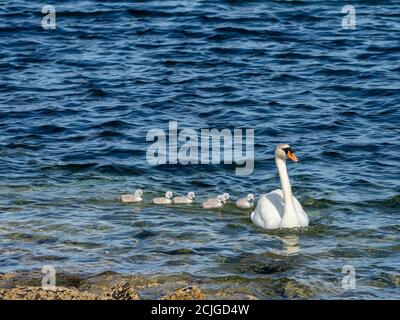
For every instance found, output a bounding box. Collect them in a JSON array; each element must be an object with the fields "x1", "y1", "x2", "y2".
[
  {"x1": 390, "y1": 274, "x2": 400, "y2": 287},
  {"x1": 283, "y1": 280, "x2": 315, "y2": 299},
  {"x1": 162, "y1": 286, "x2": 205, "y2": 300},
  {"x1": 103, "y1": 282, "x2": 140, "y2": 300},
  {"x1": 0, "y1": 286, "x2": 99, "y2": 300}
]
